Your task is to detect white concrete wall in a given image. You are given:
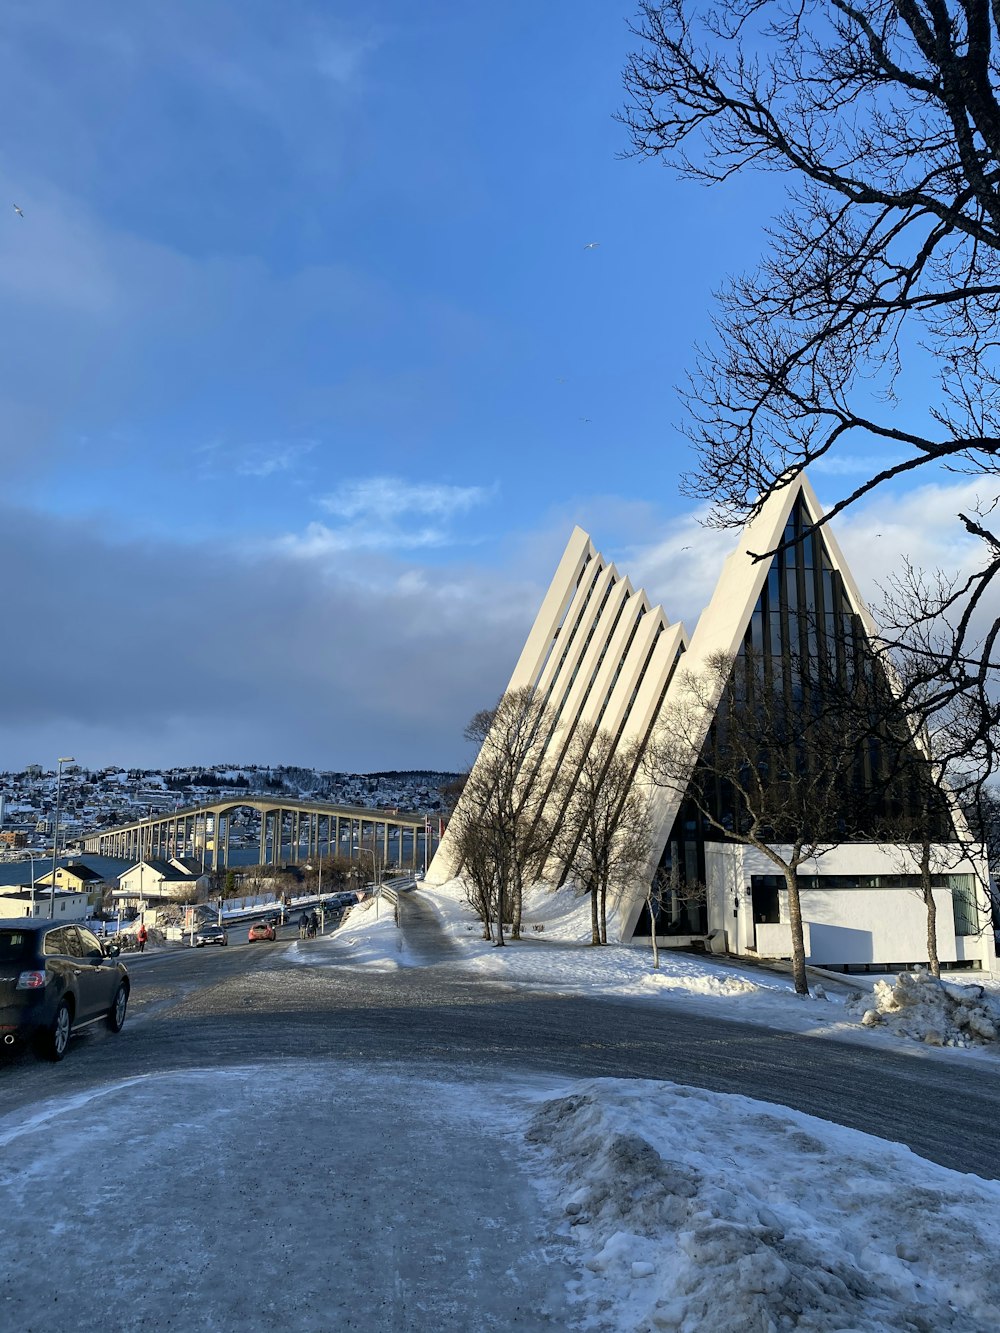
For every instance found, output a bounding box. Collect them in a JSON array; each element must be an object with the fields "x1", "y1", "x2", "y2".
[
  {"x1": 0, "y1": 892, "x2": 89, "y2": 921},
  {"x1": 710, "y1": 841, "x2": 992, "y2": 970},
  {"x1": 800, "y1": 887, "x2": 954, "y2": 966}
]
